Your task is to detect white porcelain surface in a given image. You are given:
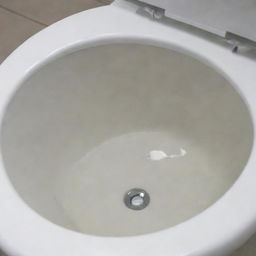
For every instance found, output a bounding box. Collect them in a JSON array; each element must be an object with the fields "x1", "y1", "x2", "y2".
[{"x1": 0, "y1": 0, "x2": 256, "y2": 255}]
